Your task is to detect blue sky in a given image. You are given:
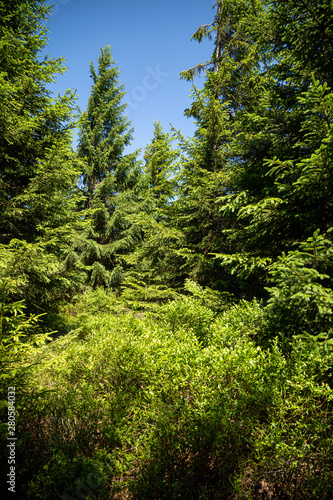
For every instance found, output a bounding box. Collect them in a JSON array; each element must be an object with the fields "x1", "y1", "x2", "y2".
[{"x1": 45, "y1": 0, "x2": 215, "y2": 155}]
